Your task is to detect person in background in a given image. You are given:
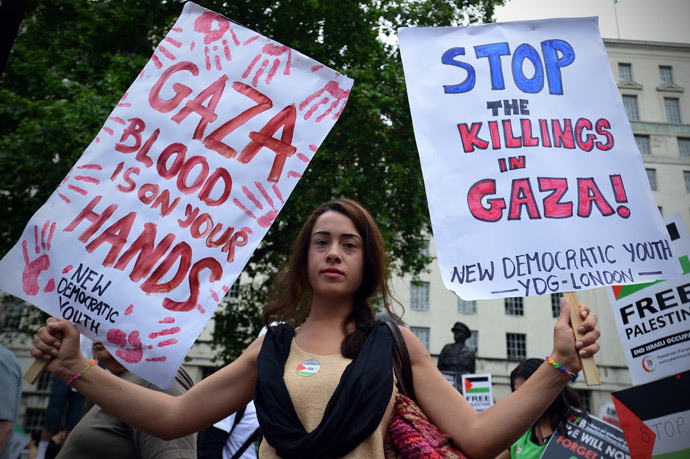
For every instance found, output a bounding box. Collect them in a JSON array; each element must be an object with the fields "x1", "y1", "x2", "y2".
[
  {"x1": 0, "y1": 304, "x2": 22, "y2": 459},
  {"x1": 31, "y1": 198, "x2": 601, "y2": 458},
  {"x1": 497, "y1": 357, "x2": 588, "y2": 459},
  {"x1": 55, "y1": 341, "x2": 197, "y2": 459},
  {"x1": 197, "y1": 401, "x2": 259, "y2": 459},
  {"x1": 35, "y1": 336, "x2": 92, "y2": 459}
]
